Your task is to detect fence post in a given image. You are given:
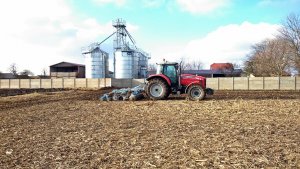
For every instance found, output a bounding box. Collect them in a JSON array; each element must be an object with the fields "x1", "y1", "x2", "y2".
[
  {"x1": 0, "y1": 79, "x2": 1, "y2": 89},
  {"x1": 40, "y1": 79, "x2": 42, "y2": 89},
  {"x1": 8, "y1": 79, "x2": 11, "y2": 89},
  {"x1": 74, "y1": 78, "x2": 76, "y2": 88},
  {"x1": 29, "y1": 79, "x2": 32, "y2": 89},
  {"x1": 51, "y1": 79, "x2": 53, "y2": 88},
  {"x1": 19, "y1": 79, "x2": 21, "y2": 89},
  {"x1": 86, "y1": 78, "x2": 88, "y2": 88},
  {"x1": 62, "y1": 78, "x2": 64, "y2": 89}
]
